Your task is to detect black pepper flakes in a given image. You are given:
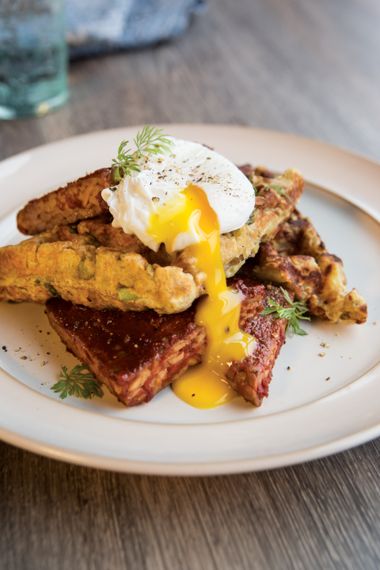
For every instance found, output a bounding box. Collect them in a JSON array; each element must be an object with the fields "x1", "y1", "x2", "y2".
[{"x1": 1, "y1": 345, "x2": 7, "y2": 352}]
